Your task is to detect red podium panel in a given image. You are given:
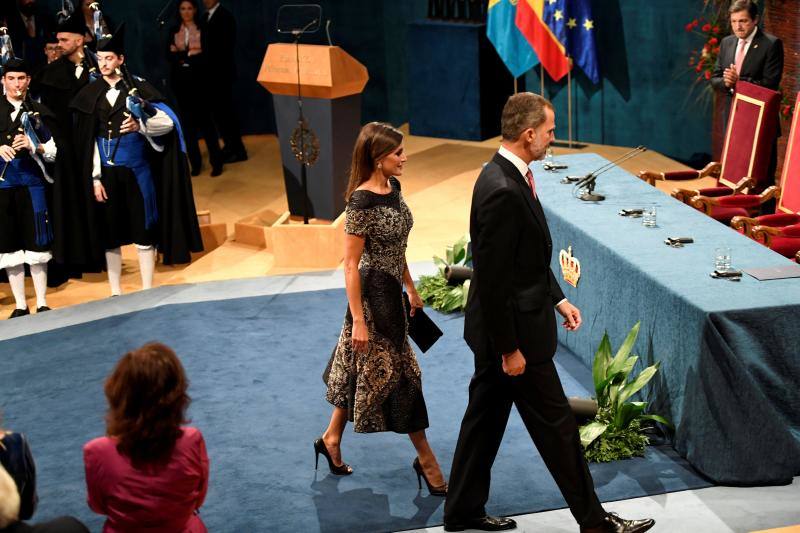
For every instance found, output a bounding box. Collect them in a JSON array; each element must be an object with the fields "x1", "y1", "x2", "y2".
[
  {"x1": 778, "y1": 92, "x2": 800, "y2": 214},
  {"x1": 719, "y1": 82, "x2": 781, "y2": 190}
]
